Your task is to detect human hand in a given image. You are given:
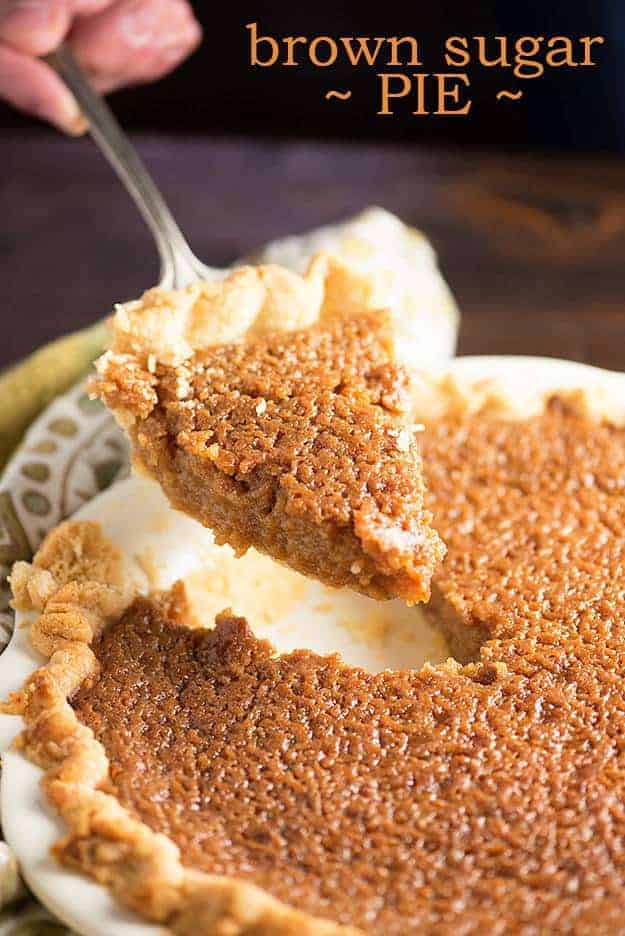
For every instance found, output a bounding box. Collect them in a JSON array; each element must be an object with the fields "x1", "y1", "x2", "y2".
[{"x1": 0, "y1": 0, "x2": 201, "y2": 134}]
